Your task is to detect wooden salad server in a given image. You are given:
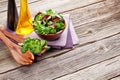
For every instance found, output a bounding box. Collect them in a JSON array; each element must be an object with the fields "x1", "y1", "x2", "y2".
[
  {"x1": 0, "y1": 31, "x2": 34, "y2": 65},
  {"x1": 0, "y1": 30, "x2": 47, "y2": 54},
  {"x1": 0, "y1": 29, "x2": 24, "y2": 43}
]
